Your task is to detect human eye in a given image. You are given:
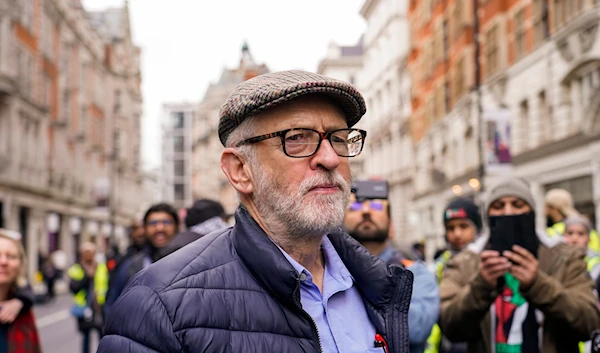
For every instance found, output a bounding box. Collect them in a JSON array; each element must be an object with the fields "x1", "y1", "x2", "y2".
[{"x1": 285, "y1": 130, "x2": 310, "y2": 143}]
